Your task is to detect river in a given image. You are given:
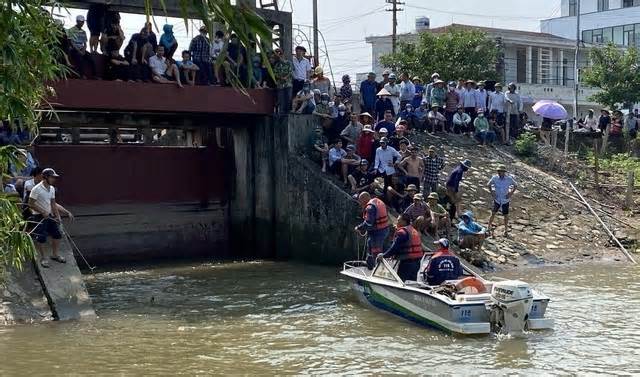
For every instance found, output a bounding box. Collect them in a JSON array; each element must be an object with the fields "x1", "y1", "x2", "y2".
[{"x1": 0, "y1": 261, "x2": 639, "y2": 375}]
